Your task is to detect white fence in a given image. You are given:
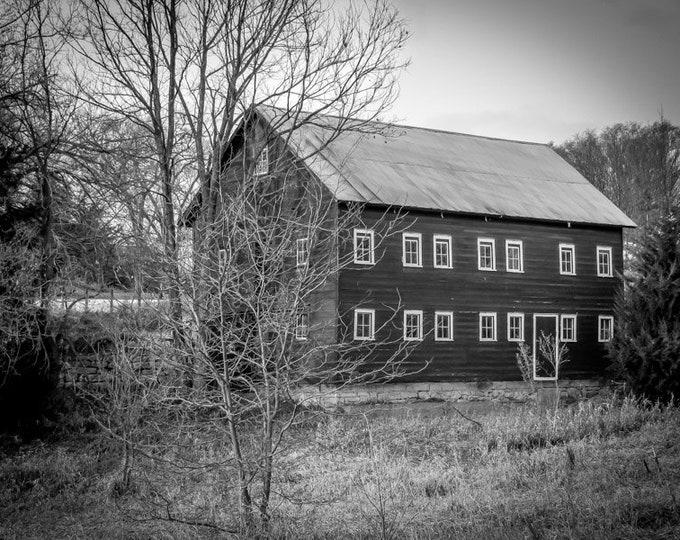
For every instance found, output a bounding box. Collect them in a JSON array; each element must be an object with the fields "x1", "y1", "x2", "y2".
[{"x1": 52, "y1": 292, "x2": 167, "y2": 313}]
